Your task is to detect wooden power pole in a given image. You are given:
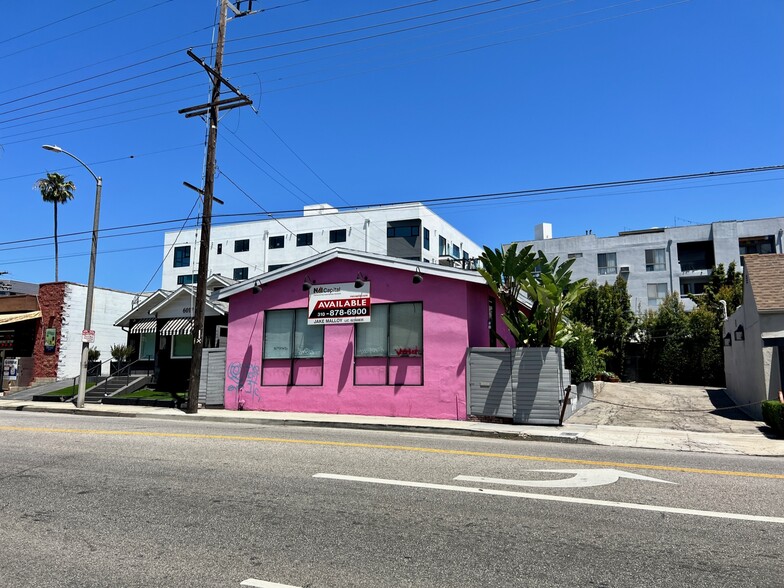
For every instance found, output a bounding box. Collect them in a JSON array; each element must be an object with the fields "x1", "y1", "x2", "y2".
[{"x1": 179, "y1": 0, "x2": 255, "y2": 414}]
